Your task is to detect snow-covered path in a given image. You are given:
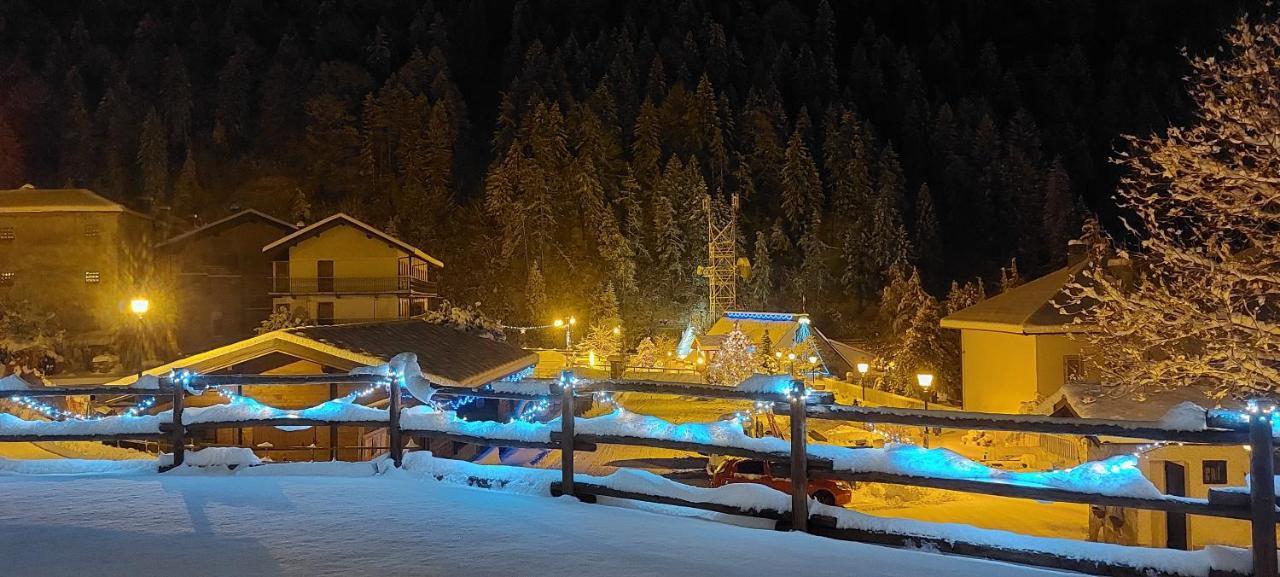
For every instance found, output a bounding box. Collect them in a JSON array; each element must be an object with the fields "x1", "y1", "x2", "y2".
[{"x1": 0, "y1": 469, "x2": 1078, "y2": 577}]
